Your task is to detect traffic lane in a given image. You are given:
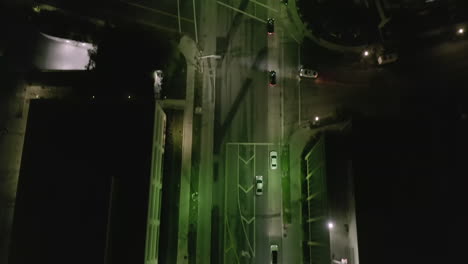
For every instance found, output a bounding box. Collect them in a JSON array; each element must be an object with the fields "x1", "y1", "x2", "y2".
[
  {"x1": 281, "y1": 40, "x2": 301, "y2": 133},
  {"x1": 217, "y1": 1, "x2": 268, "y2": 141},
  {"x1": 266, "y1": 144, "x2": 282, "y2": 263},
  {"x1": 224, "y1": 144, "x2": 241, "y2": 263},
  {"x1": 237, "y1": 145, "x2": 255, "y2": 262},
  {"x1": 253, "y1": 144, "x2": 272, "y2": 263},
  {"x1": 225, "y1": 144, "x2": 261, "y2": 263},
  {"x1": 220, "y1": 16, "x2": 272, "y2": 264},
  {"x1": 299, "y1": 69, "x2": 401, "y2": 118}
]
